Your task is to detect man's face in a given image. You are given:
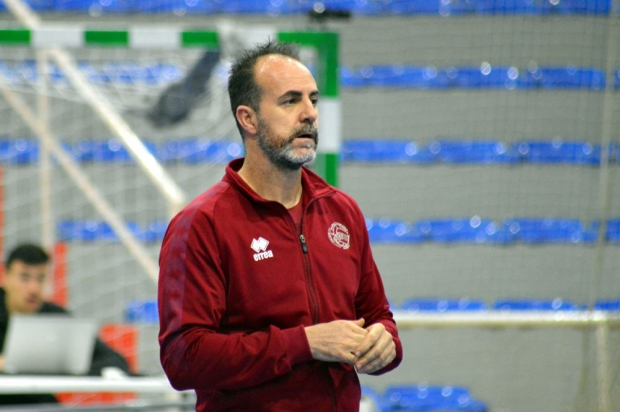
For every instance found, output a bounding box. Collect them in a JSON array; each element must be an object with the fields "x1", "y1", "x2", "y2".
[
  {"x1": 3, "y1": 260, "x2": 47, "y2": 314},
  {"x1": 253, "y1": 55, "x2": 320, "y2": 170}
]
